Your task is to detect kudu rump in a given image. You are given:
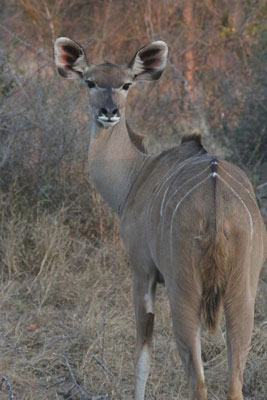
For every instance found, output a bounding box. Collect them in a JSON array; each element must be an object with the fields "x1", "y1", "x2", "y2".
[{"x1": 54, "y1": 38, "x2": 266, "y2": 400}]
